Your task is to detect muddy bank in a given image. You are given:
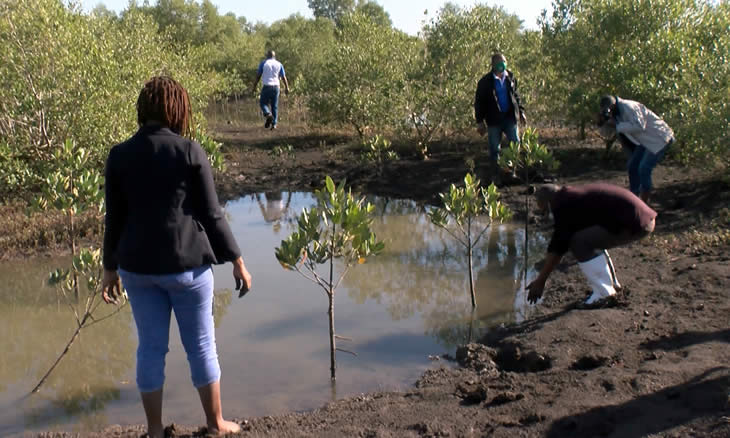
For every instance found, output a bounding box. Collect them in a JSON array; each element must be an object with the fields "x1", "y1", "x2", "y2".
[{"x1": 26, "y1": 125, "x2": 730, "y2": 437}]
